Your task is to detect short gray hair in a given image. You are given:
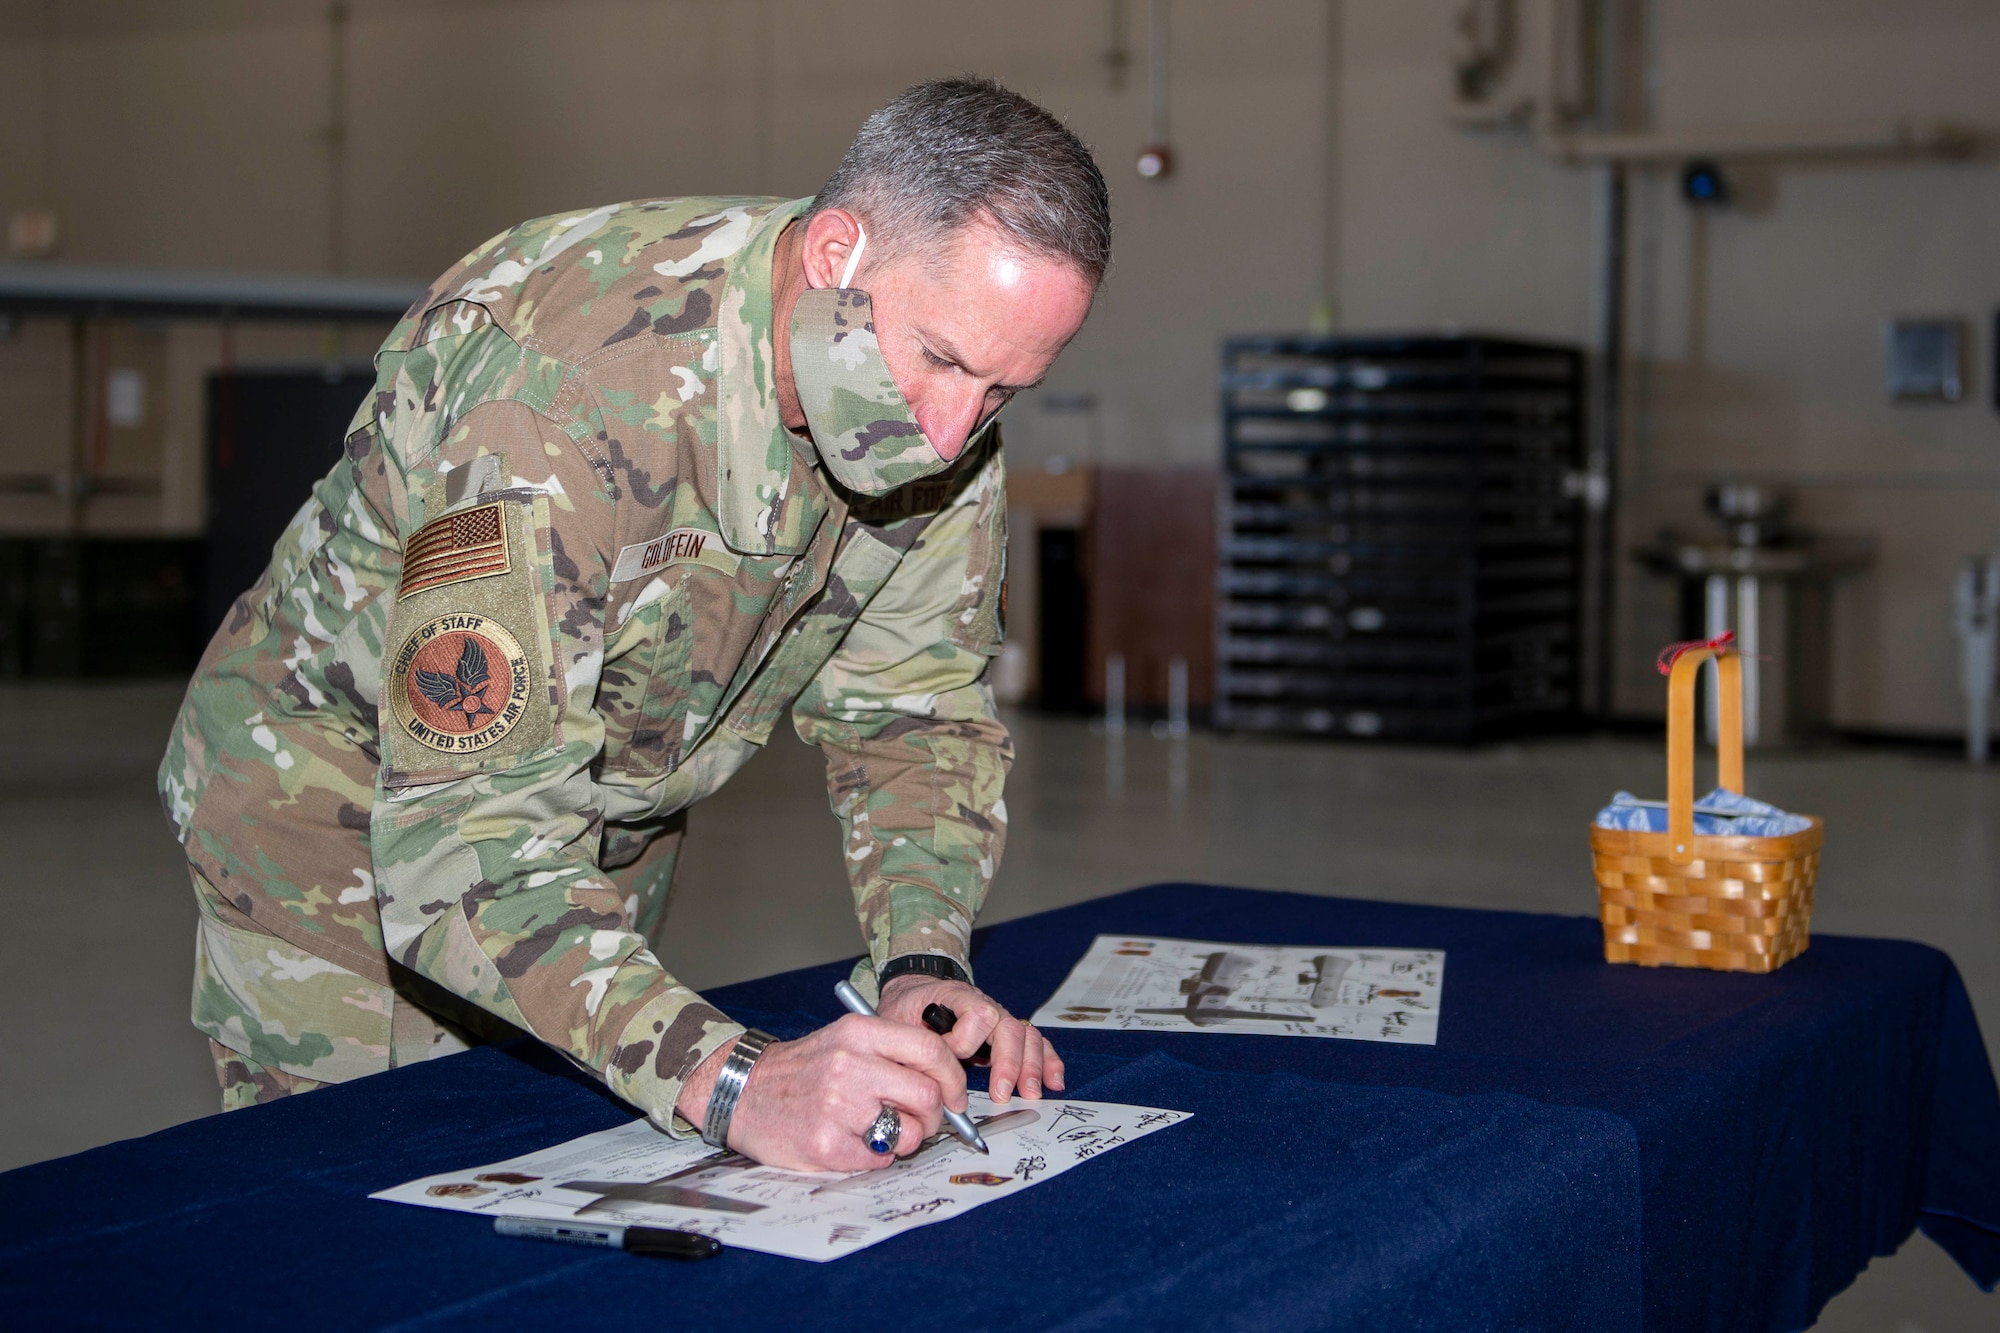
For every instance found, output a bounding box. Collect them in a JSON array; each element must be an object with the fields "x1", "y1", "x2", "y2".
[{"x1": 812, "y1": 77, "x2": 1111, "y2": 286}]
